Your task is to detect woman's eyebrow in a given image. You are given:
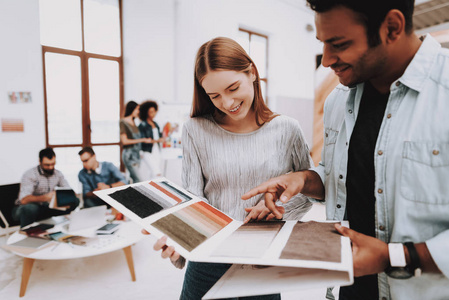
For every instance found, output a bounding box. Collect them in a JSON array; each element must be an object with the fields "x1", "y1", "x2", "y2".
[{"x1": 206, "y1": 81, "x2": 240, "y2": 95}]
